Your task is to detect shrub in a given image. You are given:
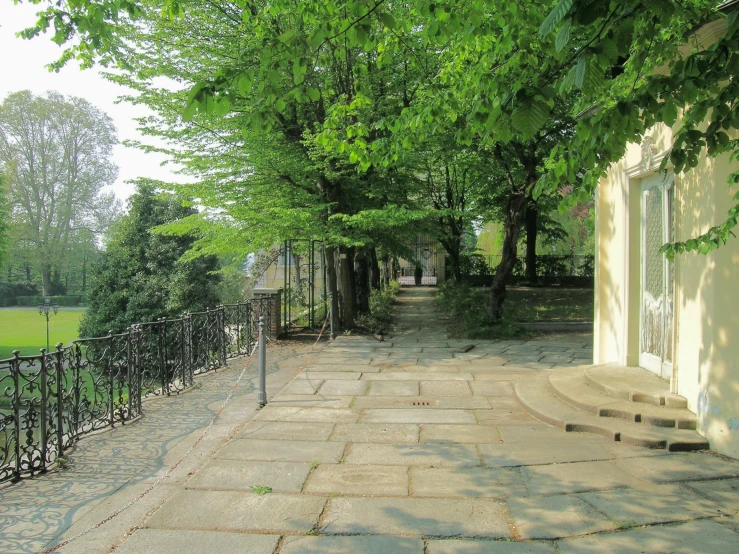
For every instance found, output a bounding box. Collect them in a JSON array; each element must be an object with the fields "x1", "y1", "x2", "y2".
[
  {"x1": 355, "y1": 280, "x2": 400, "y2": 334},
  {"x1": 436, "y1": 281, "x2": 527, "y2": 340}
]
